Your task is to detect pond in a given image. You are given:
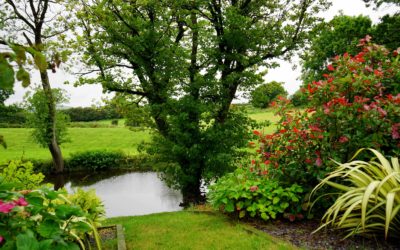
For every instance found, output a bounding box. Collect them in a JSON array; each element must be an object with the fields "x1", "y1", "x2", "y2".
[{"x1": 48, "y1": 171, "x2": 183, "y2": 217}]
